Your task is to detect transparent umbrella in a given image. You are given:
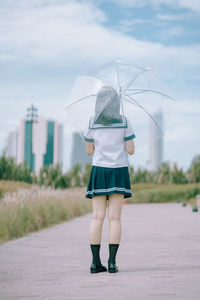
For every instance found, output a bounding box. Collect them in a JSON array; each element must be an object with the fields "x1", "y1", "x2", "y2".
[{"x1": 65, "y1": 59, "x2": 175, "y2": 148}]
